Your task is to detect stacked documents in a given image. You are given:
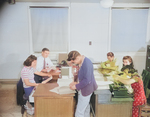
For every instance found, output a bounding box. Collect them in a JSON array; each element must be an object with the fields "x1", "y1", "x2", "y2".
[
  {"x1": 50, "y1": 86, "x2": 76, "y2": 95},
  {"x1": 50, "y1": 78, "x2": 76, "y2": 94}
]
